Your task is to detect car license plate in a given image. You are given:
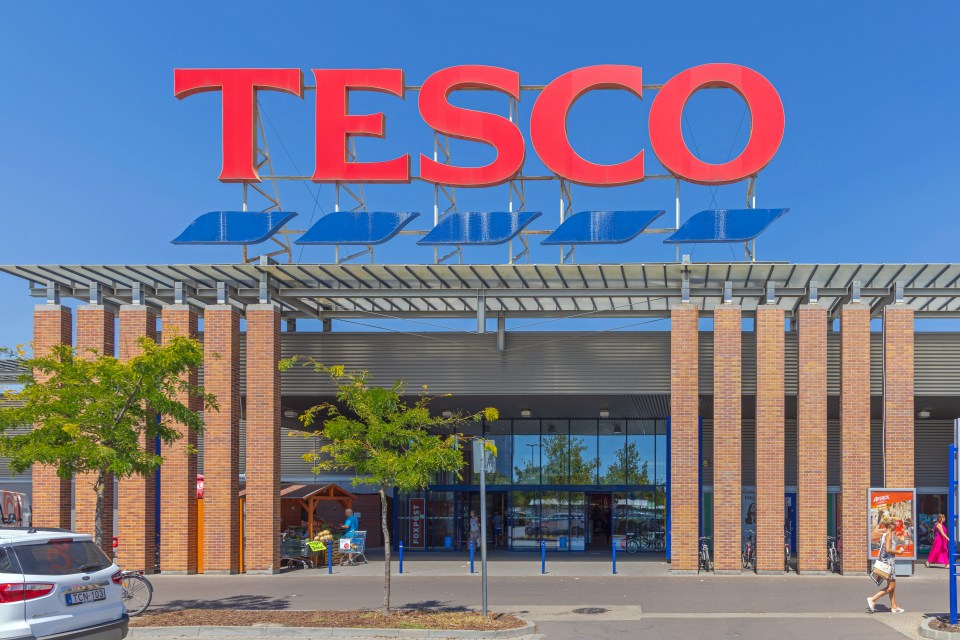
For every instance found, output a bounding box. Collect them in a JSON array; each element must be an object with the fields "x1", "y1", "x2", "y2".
[{"x1": 66, "y1": 589, "x2": 105, "y2": 606}]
